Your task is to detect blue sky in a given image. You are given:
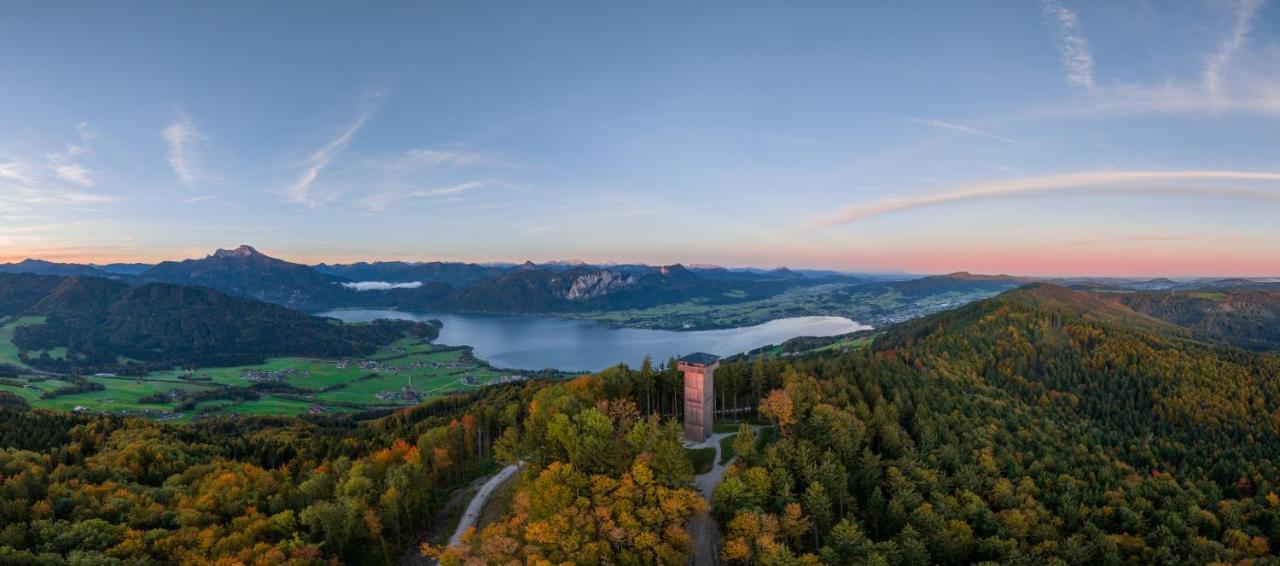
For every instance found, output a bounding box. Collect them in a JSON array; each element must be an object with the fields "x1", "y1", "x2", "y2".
[{"x1": 1, "y1": 0, "x2": 1278, "y2": 276}]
